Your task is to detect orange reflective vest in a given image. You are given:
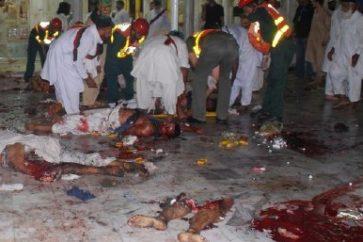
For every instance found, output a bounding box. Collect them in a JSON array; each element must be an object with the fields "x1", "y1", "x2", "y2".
[
  {"x1": 248, "y1": 2, "x2": 291, "y2": 54},
  {"x1": 34, "y1": 22, "x2": 60, "y2": 45},
  {"x1": 192, "y1": 29, "x2": 219, "y2": 58},
  {"x1": 111, "y1": 23, "x2": 145, "y2": 58}
]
